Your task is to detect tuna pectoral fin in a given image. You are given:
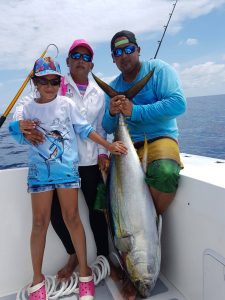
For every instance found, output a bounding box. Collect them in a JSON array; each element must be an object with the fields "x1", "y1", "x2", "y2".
[
  {"x1": 157, "y1": 215, "x2": 162, "y2": 240},
  {"x1": 114, "y1": 235, "x2": 134, "y2": 252}
]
